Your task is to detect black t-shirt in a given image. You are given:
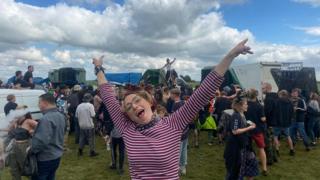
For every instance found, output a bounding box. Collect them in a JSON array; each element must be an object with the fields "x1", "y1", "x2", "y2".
[
  {"x1": 171, "y1": 100, "x2": 189, "y2": 140},
  {"x1": 214, "y1": 97, "x2": 232, "y2": 121},
  {"x1": 291, "y1": 97, "x2": 306, "y2": 122},
  {"x1": 4, "y1": 101, "x2": 18, "y2": 115},
  {"x1": 244, "y1": 101, "x2": 266, "y2": 134},
  {"x1": 23, "y1": 71, "x2": 33, "y2": 82},
  {"x1": 264, "y1": 92, "x2": 278, "y2": 127},
  {"x1": 172, "y1": 100, "x2": 185, "y2": 112}
]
